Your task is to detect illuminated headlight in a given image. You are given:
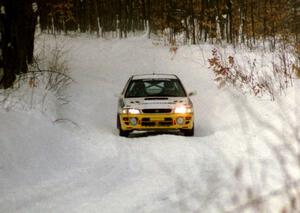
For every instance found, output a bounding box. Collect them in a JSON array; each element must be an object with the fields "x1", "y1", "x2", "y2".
[
  {"x1": 122, "y1": 108, "x2": 141, "y2": 114},
  {"x1": 129, "y1": 117, "x2": 138, "y2": 126},
  {"x1": 176, "y1": 117, "x2": 184, "y2": 125},
  {"x1": 174, "y1": 106, "x2": 193, "y2": 114},
  {"x1": 128, "y1": 108, "x2": 140, "y2": 114}
]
